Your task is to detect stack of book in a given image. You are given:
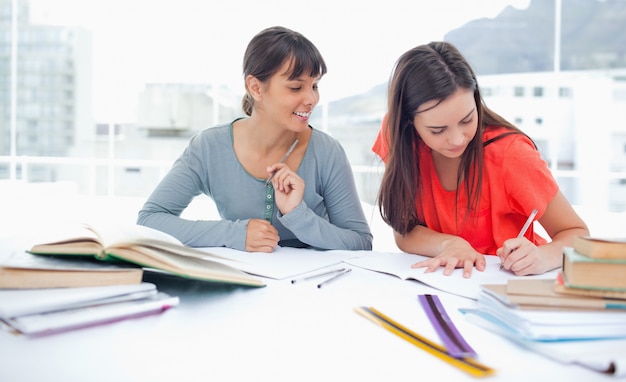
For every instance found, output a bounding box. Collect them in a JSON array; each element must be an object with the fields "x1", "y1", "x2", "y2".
[
  {"x1": 558, "y1": 236, "x2": 626, "y2": 299},
  {"x1": 0, "y1": 222, "x2": 266, "y2": 336},
  {"x1": 0, "y1": 282, "x2": 179, "y2": 336},
  {"x1": 460, "y1": 237, "x2": 626, "y2": 375}
]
